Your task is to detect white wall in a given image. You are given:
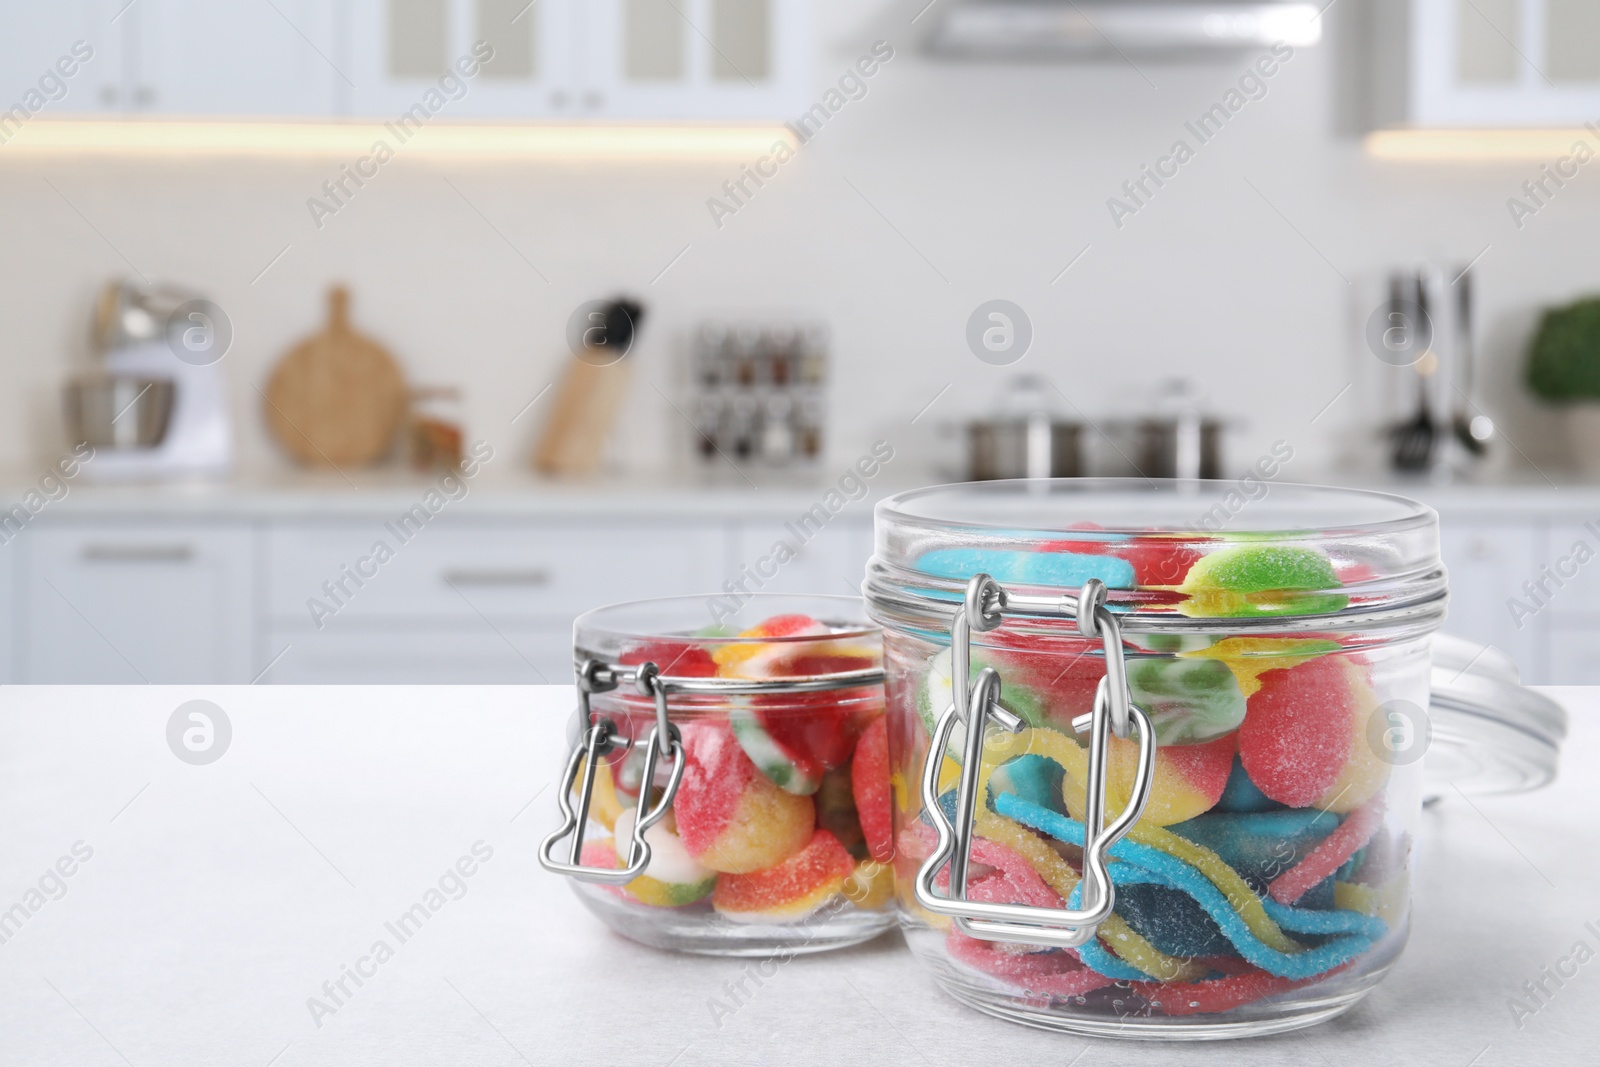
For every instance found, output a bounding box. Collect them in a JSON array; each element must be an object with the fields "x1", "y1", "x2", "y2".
[{"x1": 0, "y1": 2, "x2": 1592, "y2": 484}]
